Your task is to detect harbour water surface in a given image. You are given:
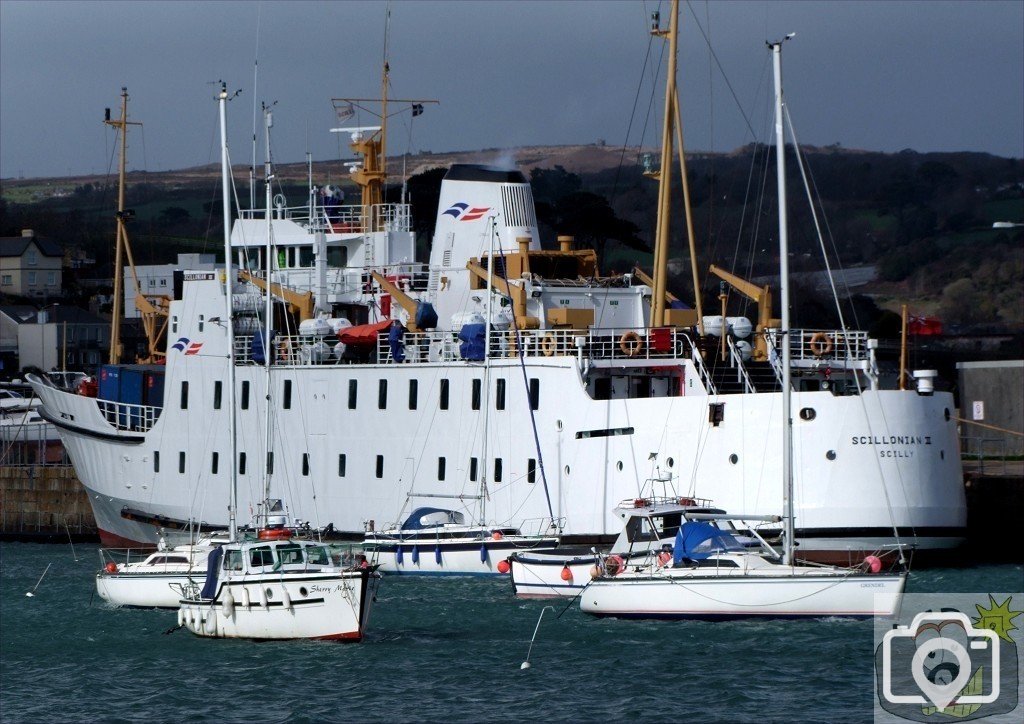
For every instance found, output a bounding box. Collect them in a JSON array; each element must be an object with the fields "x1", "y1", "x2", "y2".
[{"x1": 1, "y1": 543, "x2": 1020, "y2": 722}]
